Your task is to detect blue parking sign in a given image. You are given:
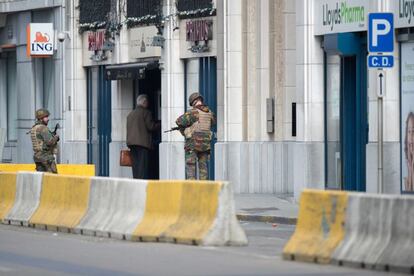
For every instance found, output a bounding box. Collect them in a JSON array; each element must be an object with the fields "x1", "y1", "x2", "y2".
[{"x1": 368, "y1": 13, "x2": 394, "y2": 53}]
